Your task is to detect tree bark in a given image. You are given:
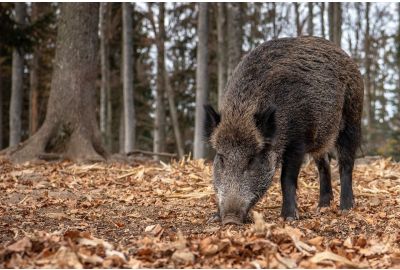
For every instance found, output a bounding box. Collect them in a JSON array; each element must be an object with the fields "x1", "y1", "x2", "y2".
[
  {"x1": 122, "y1": 3, "x2": 136, "y2": 153},
  {"x1": 8, "y1": 3, "x2": 106, "y2": 163},
  {"x1": 364, "y1": 2, "x2": 373, "y2": 144},
  {"x1": 217, "y1": 3, "x2": 227, "y2": 110},
  {"x1": 227, "y1": 3, "x2": 242, "y2": 79},
  {"x1": 164, "y1": 70, "x2": 184, "y2": 159},
  {"x1": 9, "y1": 3, "x2": 26, "y2": 147},
  {"x1": 397, "y1": 3, "x2": 400, "y2": 116},
  {"x1": 307, "y1": 2, "x2": 314, "y2": 36},
  {"x1": 0, "y1": 59, "x2": 3, "y2": 149},
  {"x1": 193, "y1": 3, "x2": 209, "y2": 159},
  {"x1": 29, "y1": 3, "x2": 39, "y2": 136},
  {"x1": 153, "y1": 3, "x2": 167, "y2": 160},
  {"x1": 99, "y1": 3, "x2": 112, "y2": 150},
  {"x1": 294, "y1": 3, "x2": 301, "y2": 36},
  {"x1": 328, "y1": 3, "x2": 342, "y2": 47},
  {"x1": 320, "y1": 3, "x2": 325, "y2": 38}
]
